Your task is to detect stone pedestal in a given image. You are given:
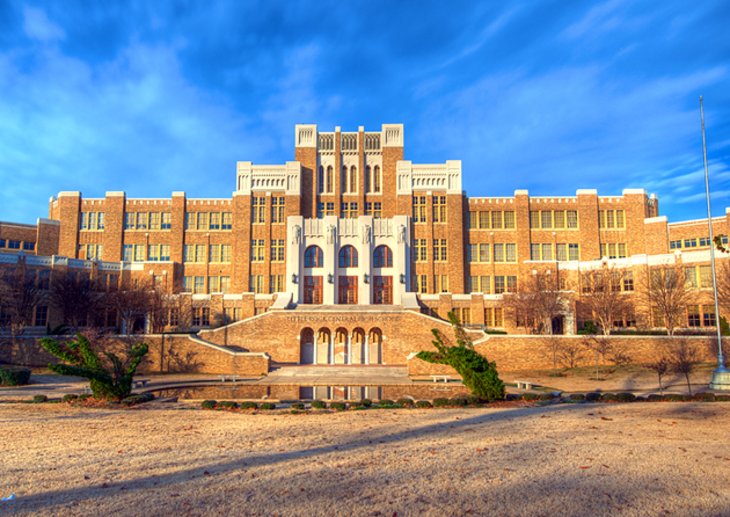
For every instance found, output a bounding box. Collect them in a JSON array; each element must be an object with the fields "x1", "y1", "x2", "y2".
[{"x1": 709, "y1": 369, "x2": 730, "y2": 391}]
